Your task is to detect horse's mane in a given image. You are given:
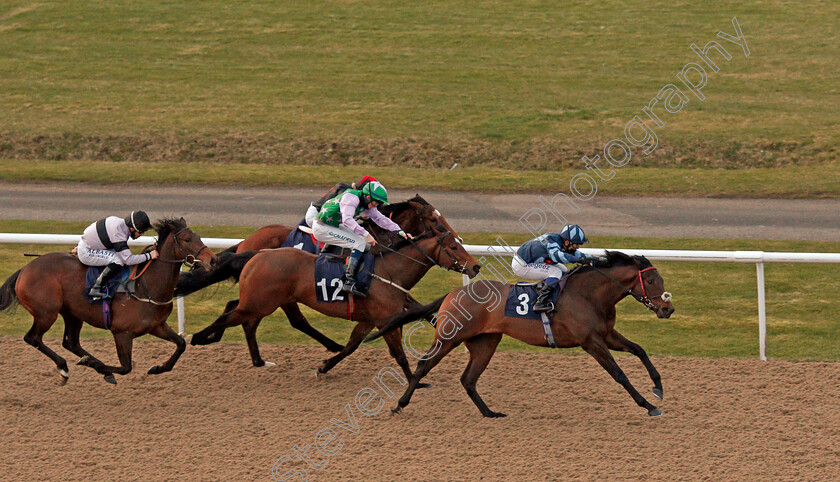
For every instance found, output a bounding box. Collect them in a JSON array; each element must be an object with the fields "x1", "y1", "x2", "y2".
[
  {"x1": 152, "y1": 218, "x2": 187, "y2": 247},
  {"x1": 378, "y1": 194, "x2": 429, "y2": 219},
  {"x1": 574, "y1": 250, "x2": 652, "y2": 275},
  {"x1": 367, "y1": 195, "x2": 434, "y2": 255}
]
